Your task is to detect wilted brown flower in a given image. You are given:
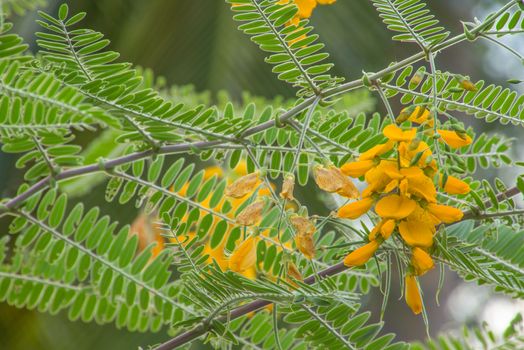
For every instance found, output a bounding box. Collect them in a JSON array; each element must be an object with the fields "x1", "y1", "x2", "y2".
[
  {"x1": 236, "y1": 200, "x2": 265, "y2": 226},
  {"x1": 225, "y1": 172, "x2": 260, "y2": 198}
]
